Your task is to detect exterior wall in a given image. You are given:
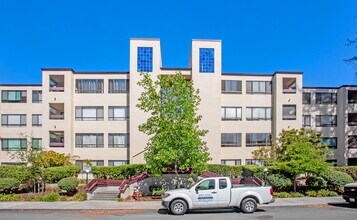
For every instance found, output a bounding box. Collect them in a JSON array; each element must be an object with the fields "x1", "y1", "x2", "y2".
[
  {"x1": 0, "y1": 85, "x2": 43, "y2": 163},
  {"x1": 0, "y1": 38, "x2": 355, "y2": 167}
]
